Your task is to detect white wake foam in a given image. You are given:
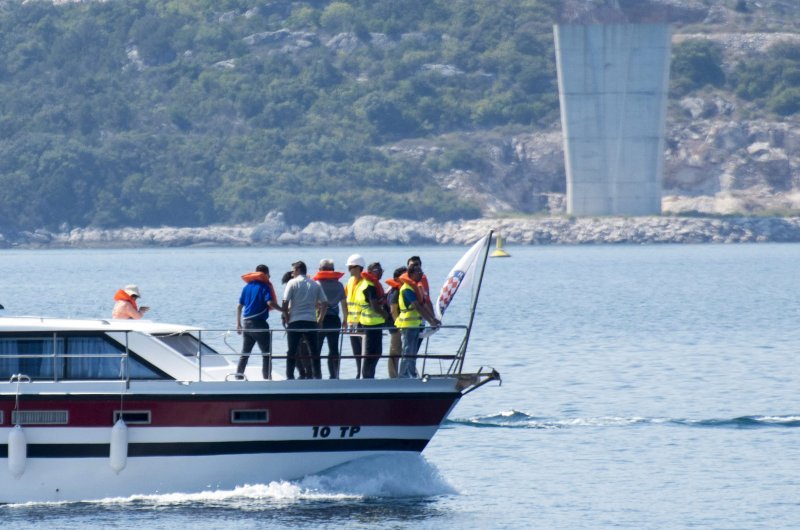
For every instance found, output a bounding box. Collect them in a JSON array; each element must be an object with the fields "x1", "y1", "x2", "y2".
[{"x1": 7, "y1": 454, "x2": 455, "y2": 508}]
